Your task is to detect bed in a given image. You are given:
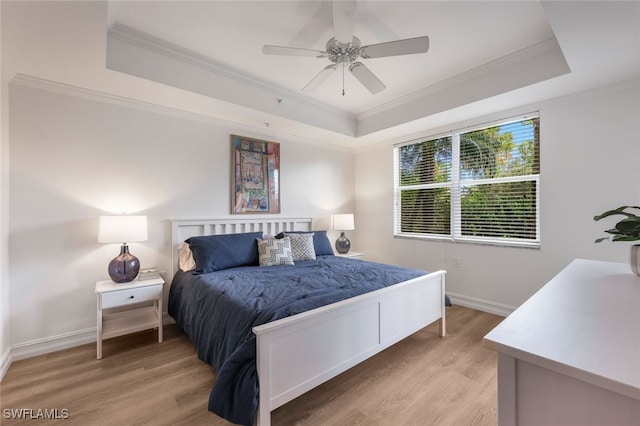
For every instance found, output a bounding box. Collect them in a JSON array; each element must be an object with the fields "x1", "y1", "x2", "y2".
[{"x1": 168, "y1": 218, "x2": 447, "y2": 426}]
